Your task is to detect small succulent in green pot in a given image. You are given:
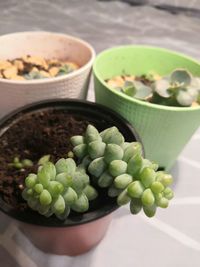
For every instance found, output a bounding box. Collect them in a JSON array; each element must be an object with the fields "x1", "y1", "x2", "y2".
[
  {"x1": 114, "y1": 69, "x2": 200, "y2": 107},
  {"x1": 22, "y1": 124, "x2": 174, "y2": 220},
  {"x1": 93, "y1": 46, "x2": 200, "y2": 170}
]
